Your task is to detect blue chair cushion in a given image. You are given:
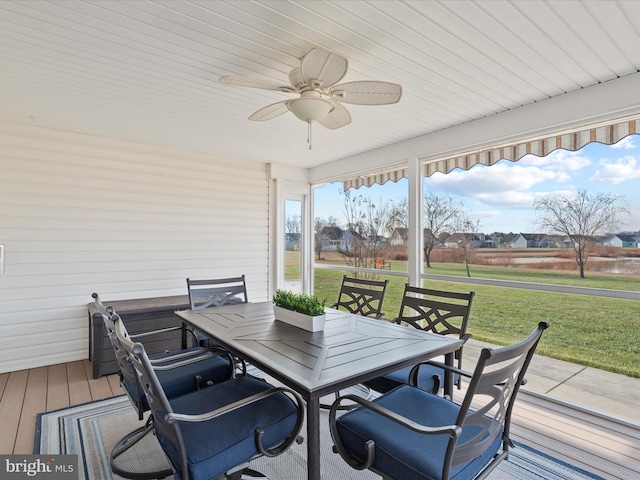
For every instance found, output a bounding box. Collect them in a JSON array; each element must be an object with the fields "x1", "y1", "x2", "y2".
[
  {"x1": 365, "y1": 363, "x2": 458, "y2": 394},
  {"x1": 122, "y1": 348, "x2": 231, "y2": 407},
  {"x1": 159, "y1": 376, "x2": 299, "y2": 480},
  {"x1": 336, "y1": 385, "x2": 503, "y2": 480}
]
